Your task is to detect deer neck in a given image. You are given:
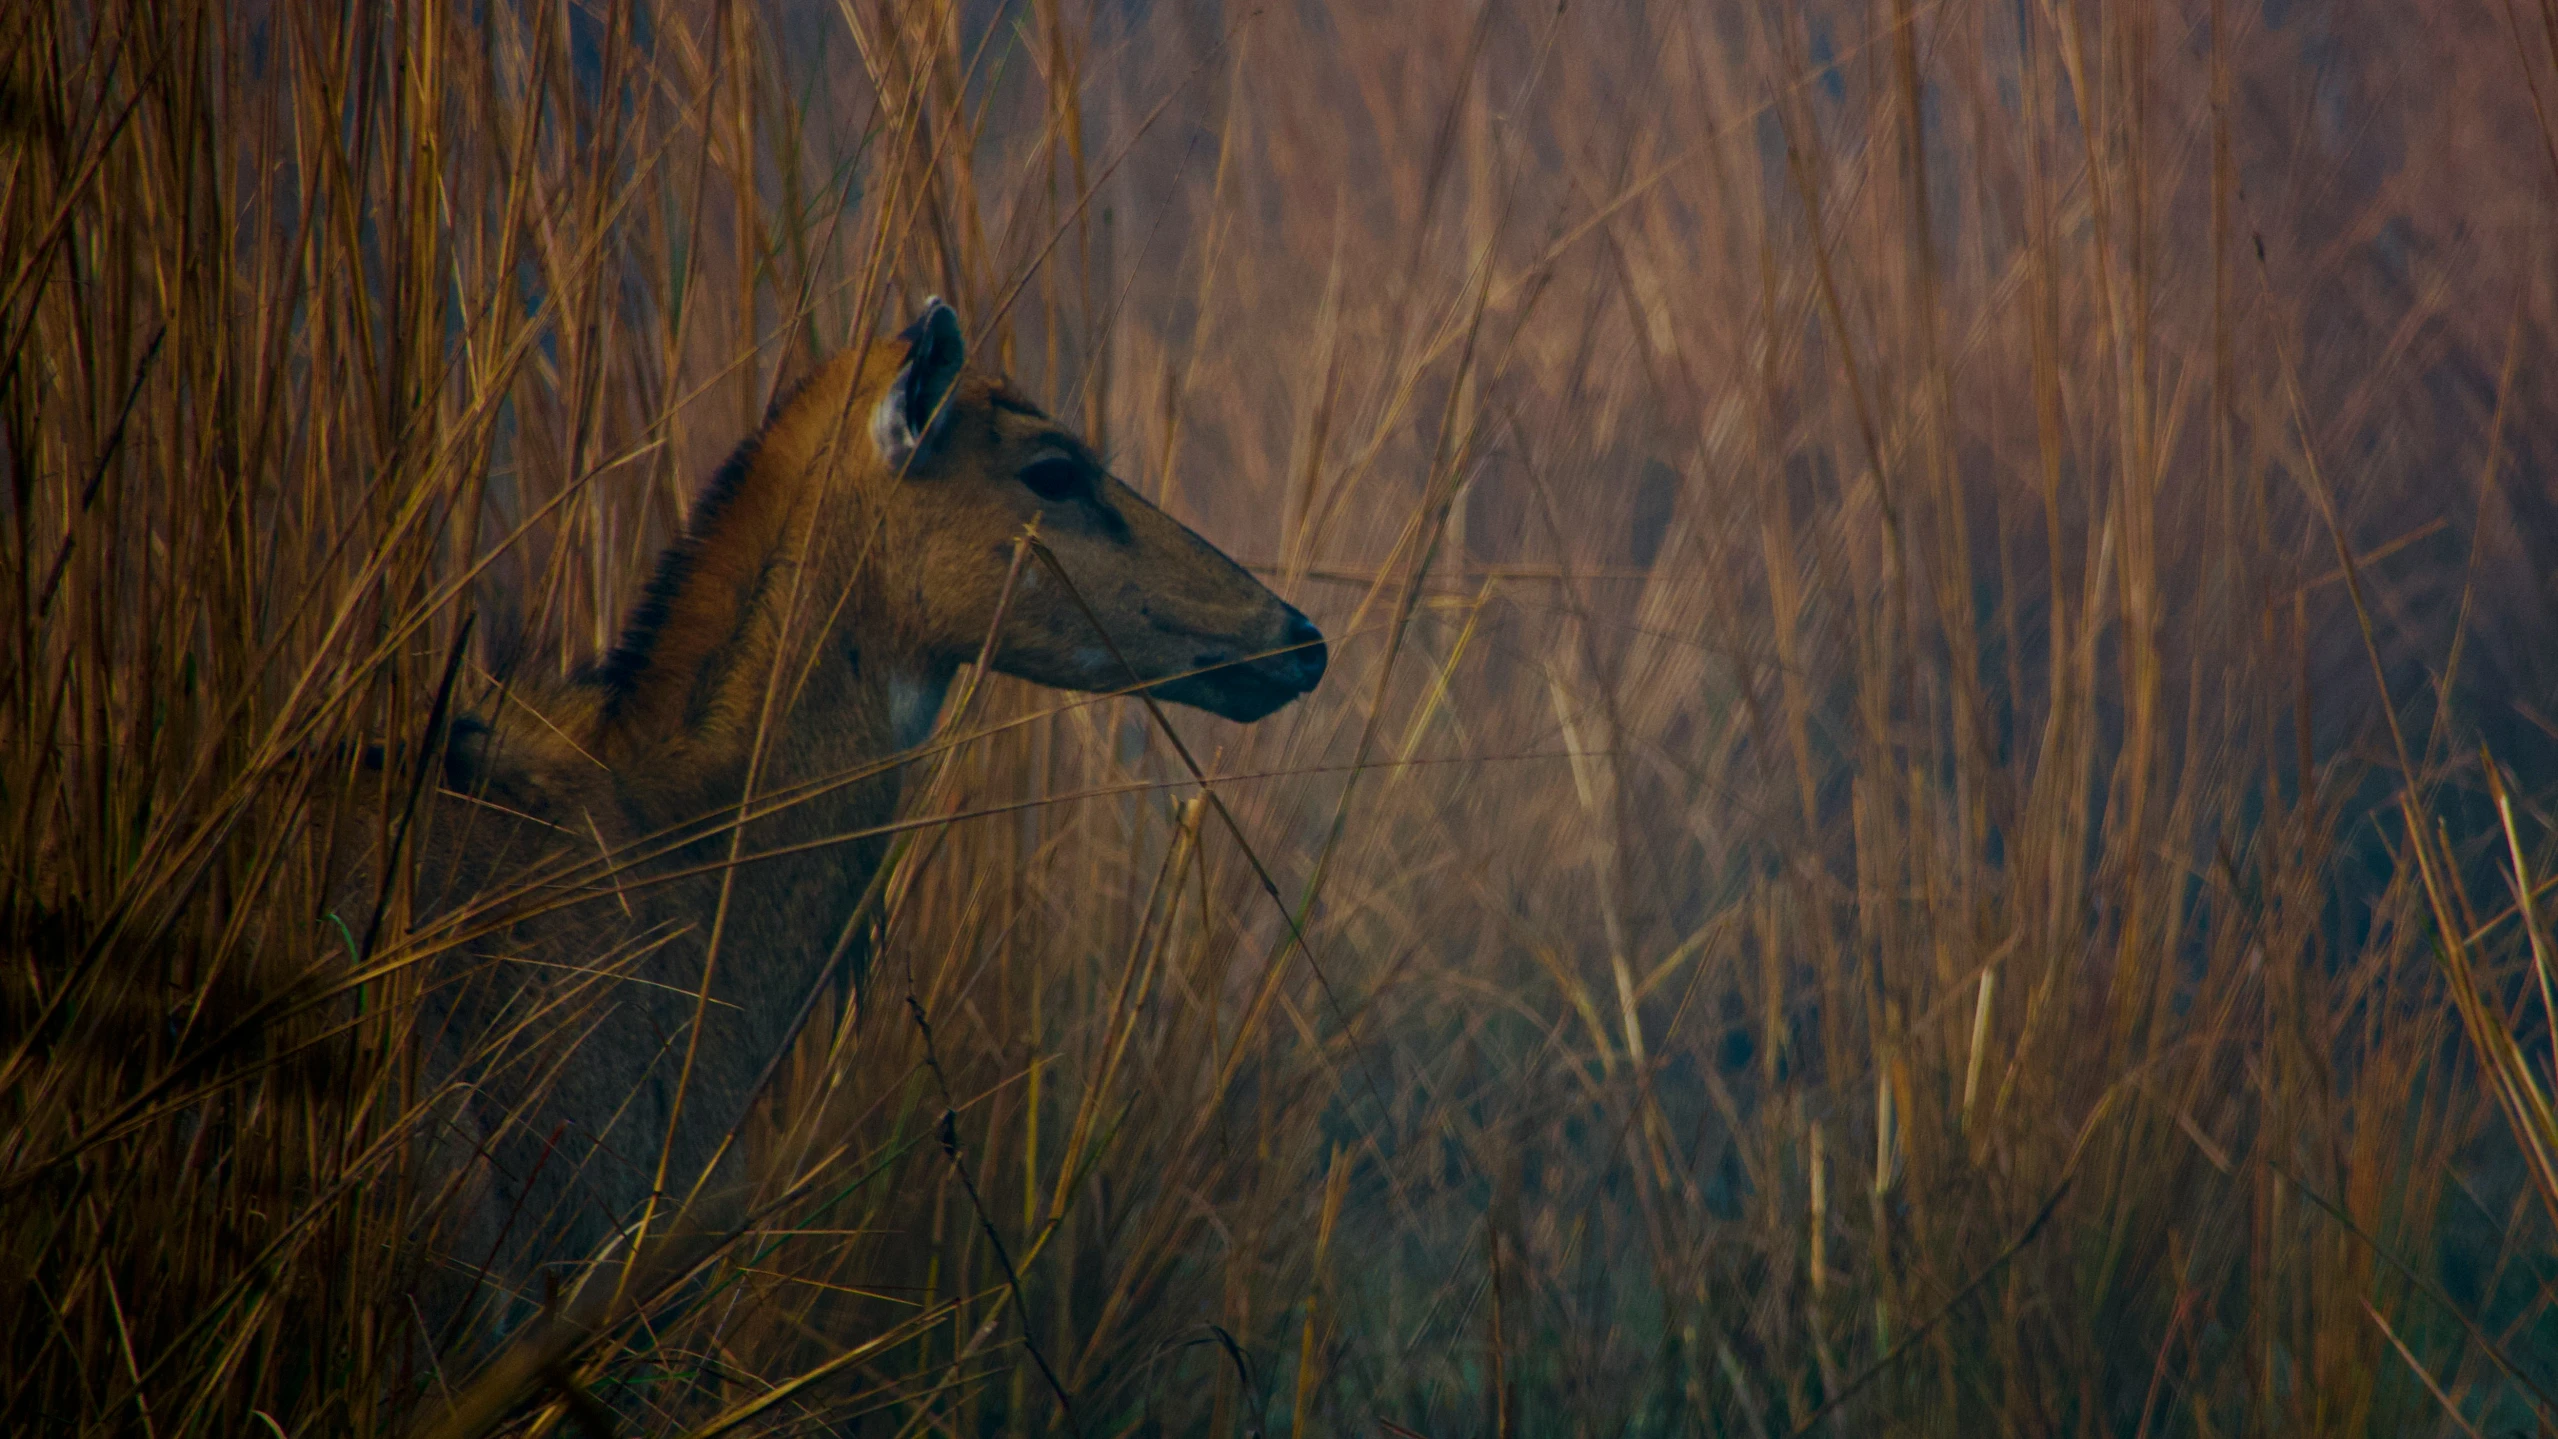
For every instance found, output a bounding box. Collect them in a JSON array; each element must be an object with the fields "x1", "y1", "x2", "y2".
[{"x1": 570, "y1": 393, "x2": 952, "y2": 854}]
